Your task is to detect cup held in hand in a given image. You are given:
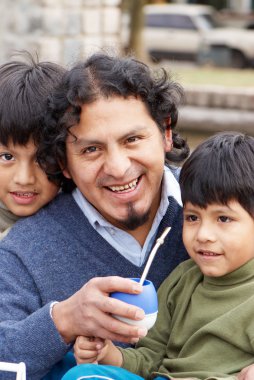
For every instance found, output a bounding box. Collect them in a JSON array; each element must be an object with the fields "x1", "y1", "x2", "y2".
[{"x1": 110, "y1": 278, "x2": 158, "y2": 330}]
